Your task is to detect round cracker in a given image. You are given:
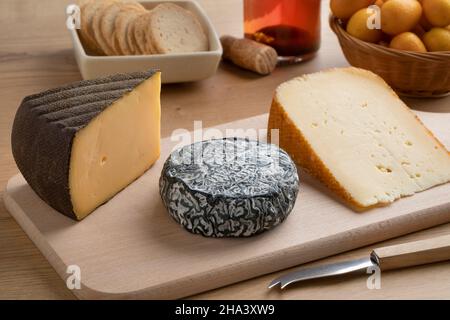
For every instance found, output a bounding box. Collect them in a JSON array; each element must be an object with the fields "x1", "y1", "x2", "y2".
[
  {"x1": 127, "y1": 13, "x2": 147, "y2": 55},
  {"x1": 102, "y1": 2, "x2": 145, "y2": 55},
  {"x1": 114, "y1": 6, "x2": 146, "y2": 55},
  {"x1": 86, "y1": 0, "x2": 119, "y2": 55},
  {"x1": 125, "y1": 16, "x2": 140, "y2": 54},
  {"x1": 147, "y1": 3, "x2": 208, "y2": 54},
  {"x1": 133, "y1": 12, "x2": 154, "y2": 55},
  {"x1": 143, "y1": 10, "x2": 159, "y2": 54},
  {"x1": 92, "y1": 0, "x2": 119, "y2": 56},
  {"x1": 99, "y1": 2, "x2": 124, "y2": 55},
  {"x1": 79, "y1": 0, "x2": 105, "y2": 55}
]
